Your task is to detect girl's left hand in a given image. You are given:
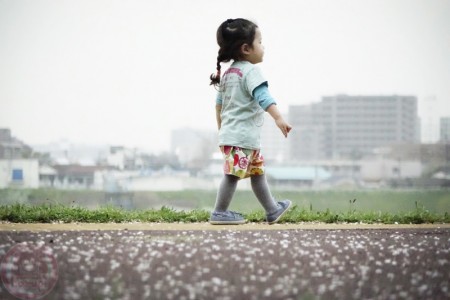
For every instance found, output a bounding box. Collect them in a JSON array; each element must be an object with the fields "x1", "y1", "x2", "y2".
[{"x1": 276, "y1": 119, "x2": 292, "y2": 138}]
